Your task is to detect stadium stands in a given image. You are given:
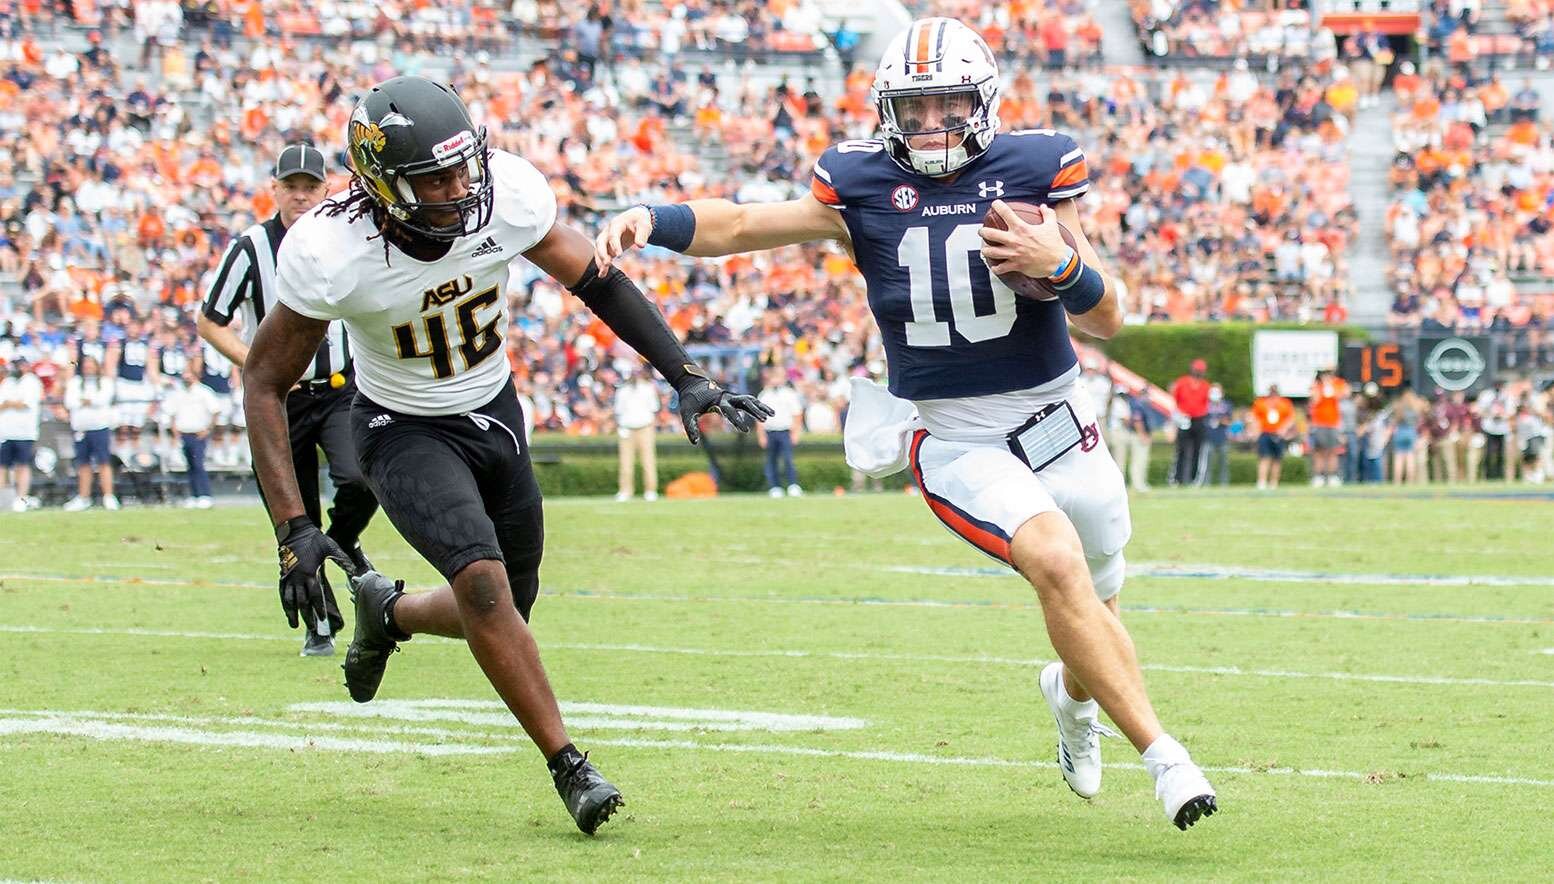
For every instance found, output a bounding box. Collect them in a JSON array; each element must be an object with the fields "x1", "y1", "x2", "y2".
[
  {"x1": 1384, "y1": 64, "x2": 1554, "y2": 333},
  {"x1": 910, "y1": 0, "x2": 1107, "y2": 68},
  {"x1": 1, "y1": 1, "x2": 1551, "y2": 500}
]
